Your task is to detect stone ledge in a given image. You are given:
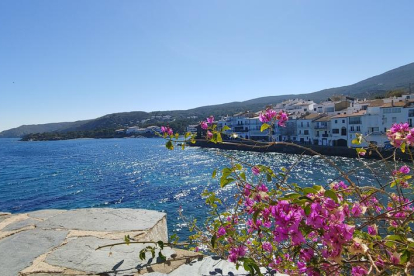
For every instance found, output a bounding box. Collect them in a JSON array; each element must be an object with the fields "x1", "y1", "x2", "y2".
[{"x1": 0, "y1": 208, "x2": 284, "y2": 276}]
